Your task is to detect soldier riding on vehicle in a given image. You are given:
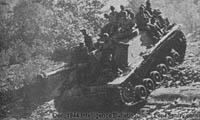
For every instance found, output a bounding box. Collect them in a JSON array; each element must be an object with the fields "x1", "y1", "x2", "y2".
[
  {"x1": 100, "y1": 14, "x2": 112, "y2": 37},
  {"x1": 136, "y1": 5, "x2": 162, "y2": 42},
  {"x1": 109, "y1": 6, "x2": 119, "y2": 36},
  {"x1": 118, "y1": 5, "x2": 136, "y2": 33},
  {"x1": 80, "y1": 29, "x2": 94, "y2": 52},
  {"x1": 145, "y1": 0, "x2": 153, "y2": 15},
  {"x1": 153, "y1": 9, "x2": 170, "y2": 30}
]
